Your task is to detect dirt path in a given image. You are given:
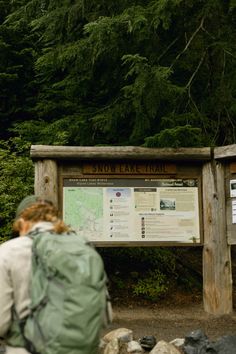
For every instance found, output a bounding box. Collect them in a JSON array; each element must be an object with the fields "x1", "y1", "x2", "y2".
[{"x1": 104, "y1": 302, "x2": 236, "y2": 343}]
